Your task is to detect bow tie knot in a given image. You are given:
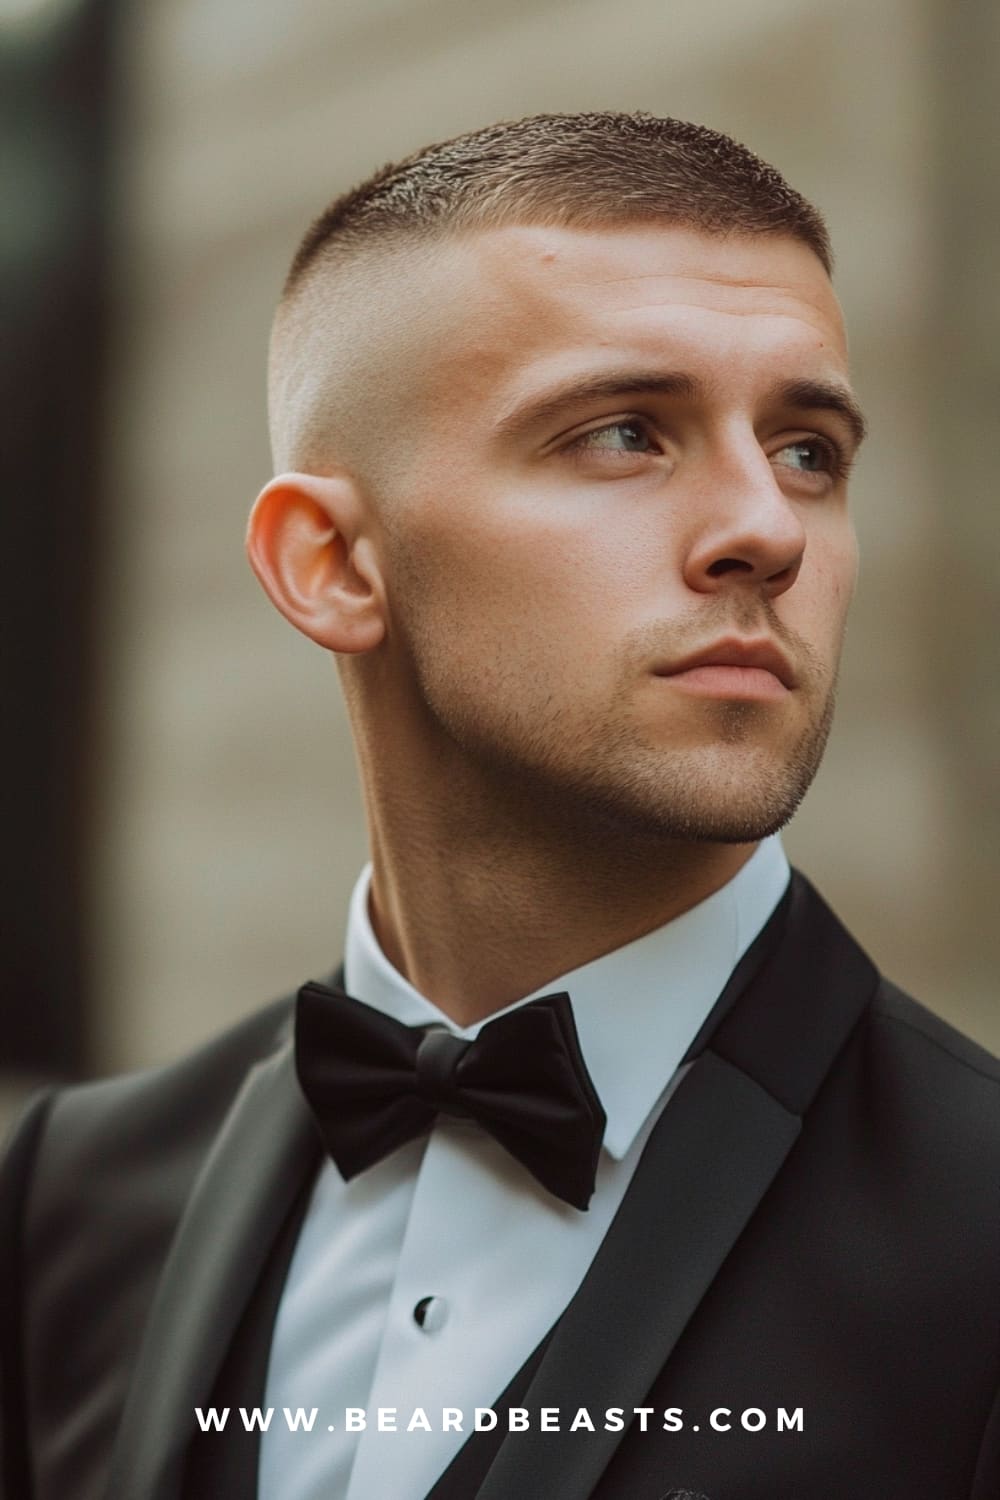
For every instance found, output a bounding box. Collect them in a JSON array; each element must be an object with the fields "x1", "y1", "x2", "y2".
[
  {"x1": 294, "y1": 983, "x2": 607, "y2": 1210},
  {"x1": 414, "y1": 1030, "x2": 469, "y2": 1114}
]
